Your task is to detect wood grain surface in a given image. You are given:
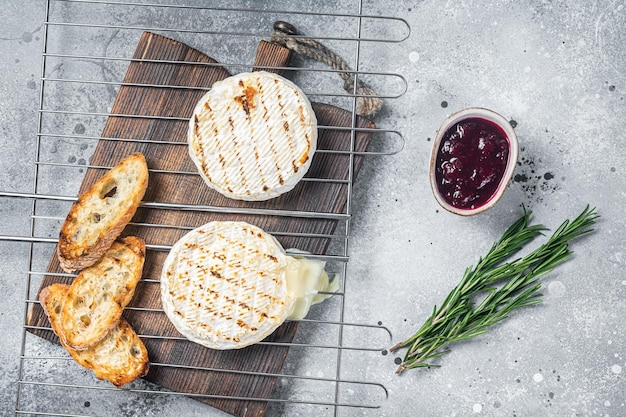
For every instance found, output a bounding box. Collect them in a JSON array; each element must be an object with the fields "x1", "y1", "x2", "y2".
[{"x1": 27, "y1": 32, "x2": 374, "y2": 417}]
